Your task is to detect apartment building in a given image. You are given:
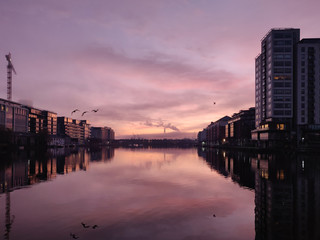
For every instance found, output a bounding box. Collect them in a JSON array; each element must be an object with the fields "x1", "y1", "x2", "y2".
[{"x1": 252, "y1": 28, "x2": 300, "y2": 145}]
